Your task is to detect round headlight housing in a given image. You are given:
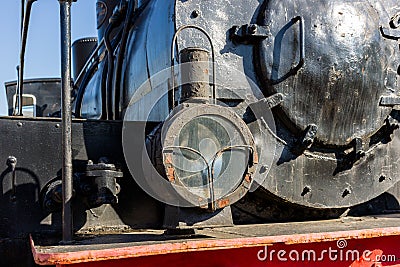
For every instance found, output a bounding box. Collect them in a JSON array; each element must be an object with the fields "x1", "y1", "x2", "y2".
[{"x1": 161, "y1": 103, "x2": 258, "y2": 211}]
